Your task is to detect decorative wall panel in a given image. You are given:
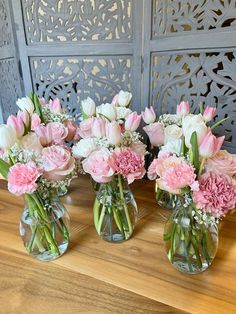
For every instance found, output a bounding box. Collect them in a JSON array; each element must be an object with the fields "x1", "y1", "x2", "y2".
[
  {"x1": 0, "y1": 58, "x2": 21, "y2": 120},
  {"x1": 152, "y1": 0, "x2": 236, "y2": 38},
  {"x1": 22, "y1": 0, "x2": 132, "y2": 44},
  {"x1": 0, "y1": 0, "x2": 12, "y2": 48},
  {"x1": 151, "y1": 51, "x2": 236, "y2": 151},
  {"x1": 30, "y1": 56, "x2": 132, "y2": 119}
]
